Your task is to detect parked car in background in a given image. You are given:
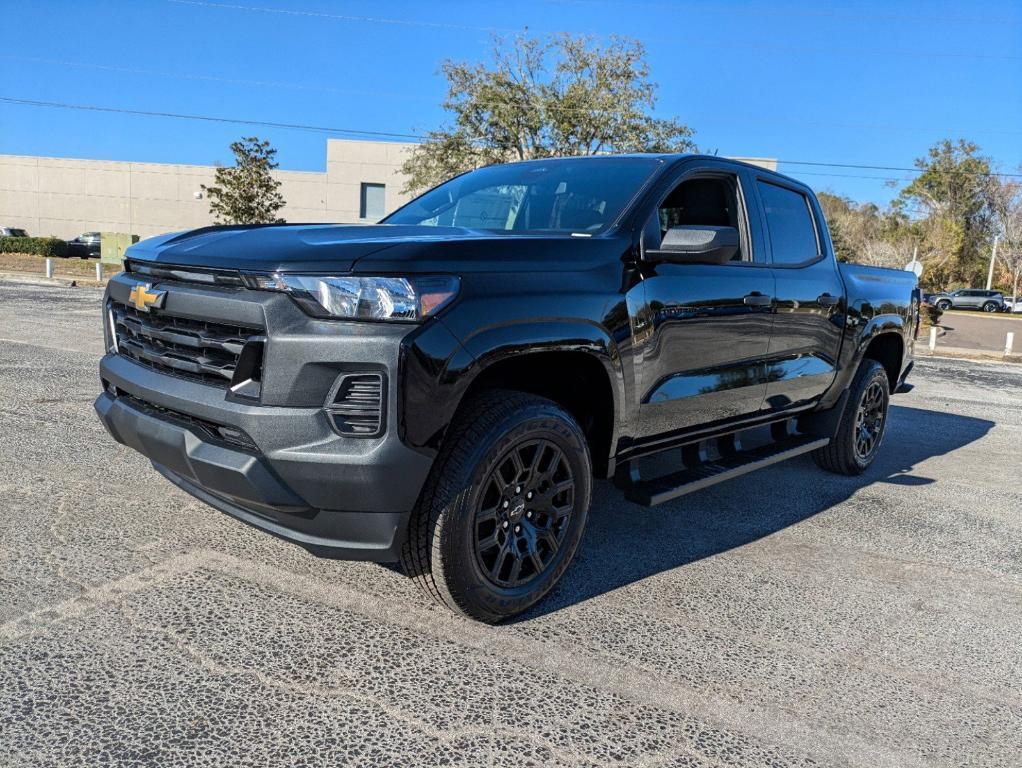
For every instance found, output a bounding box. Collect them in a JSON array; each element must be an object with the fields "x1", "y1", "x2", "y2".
[
  {"x1": 1001, "y1": 295, "x2": 1022, "y2": 313},
  {"x1": 928, "y1": 289, "x2": 1004, "y2": 312},
  {"x1": 66, "y1": 232, "x2": 101, "y2": 259},
  {"x1": 0, "y1": 227, "x2": 30, "y2": 237}
]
